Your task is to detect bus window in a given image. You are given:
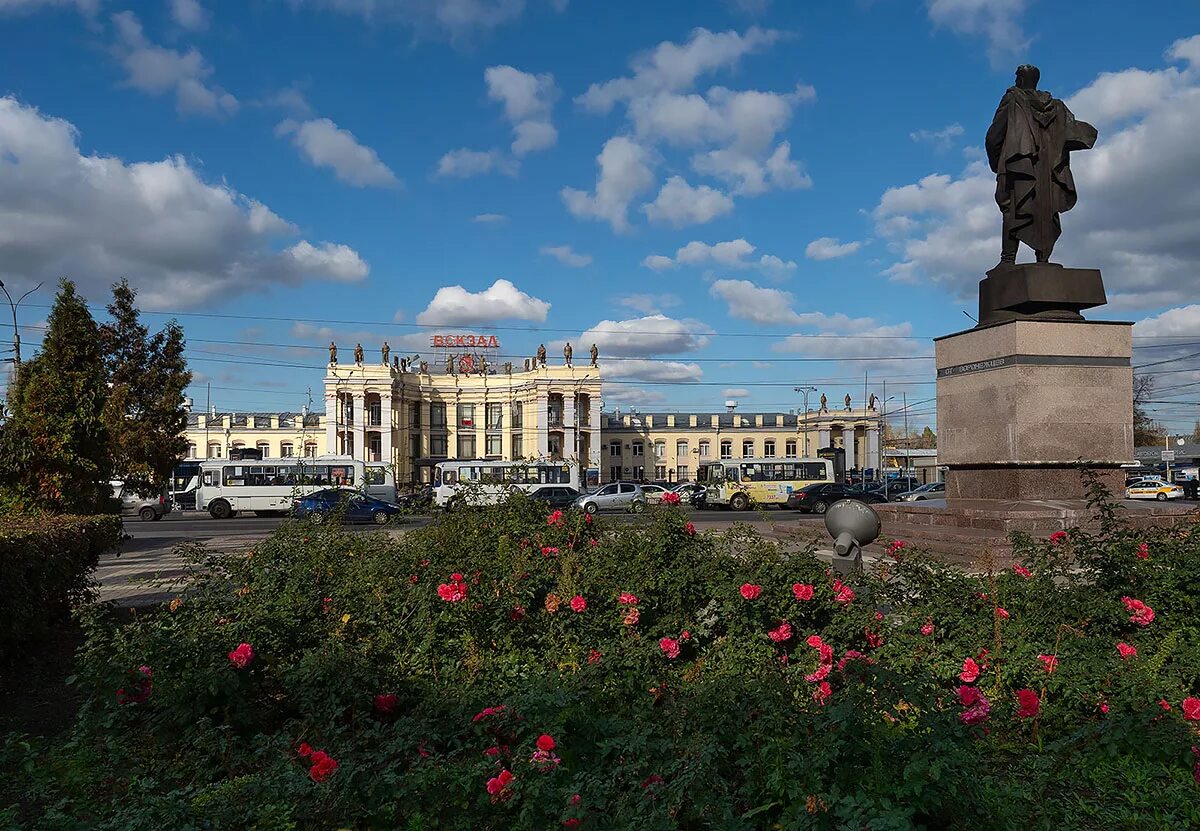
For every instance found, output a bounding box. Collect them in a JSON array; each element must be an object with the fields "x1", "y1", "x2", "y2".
[
  {"x1": 223, "y1": 466, "x2": 244, "y2": 486},
  {"x1": 800, "y1": 462, "x2": 827, "y2": 480},
  {"x1": 724, "y1": 465, "x2": 739, "y2": 482},
  {"x1": 444, "y1": 470, "x2": 457, "y2": 485},
  {"x1": 740, "y1": 465, "x2": 760, "y2": 482},
  {"x1": 365, "y1": 467, "x2": 385, "y2": 485}
]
